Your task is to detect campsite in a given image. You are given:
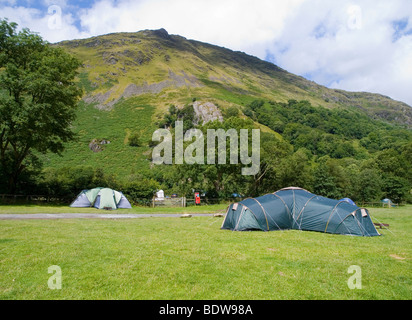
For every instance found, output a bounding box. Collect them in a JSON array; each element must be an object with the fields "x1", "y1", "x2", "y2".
[
  {"x1": 0, "y1": 189, "x2": 411, "y2": 300},
  {"x1": 0, "y1": 203, "x2": 410, "y2": 300},
  {"x1": 1, "y1": 5, "x2": 412, "y2": 303}
]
